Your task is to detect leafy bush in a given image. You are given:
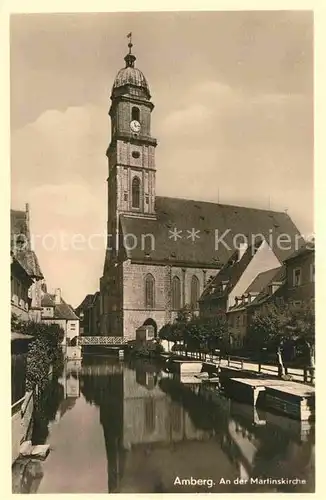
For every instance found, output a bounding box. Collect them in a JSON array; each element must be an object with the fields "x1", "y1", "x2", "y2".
[
  {"x1": 132, "y1": 339, "x2": 164, "y2": 358},
  {"x1": 159, "y1": 315, "x2": 228, "y2": 353},
  {"x1": 247, "y1": 300, "x2": 315, "y2": 368},
  {"x1": 11, "y1": 316, "x2": 65, "y2": 391}
]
